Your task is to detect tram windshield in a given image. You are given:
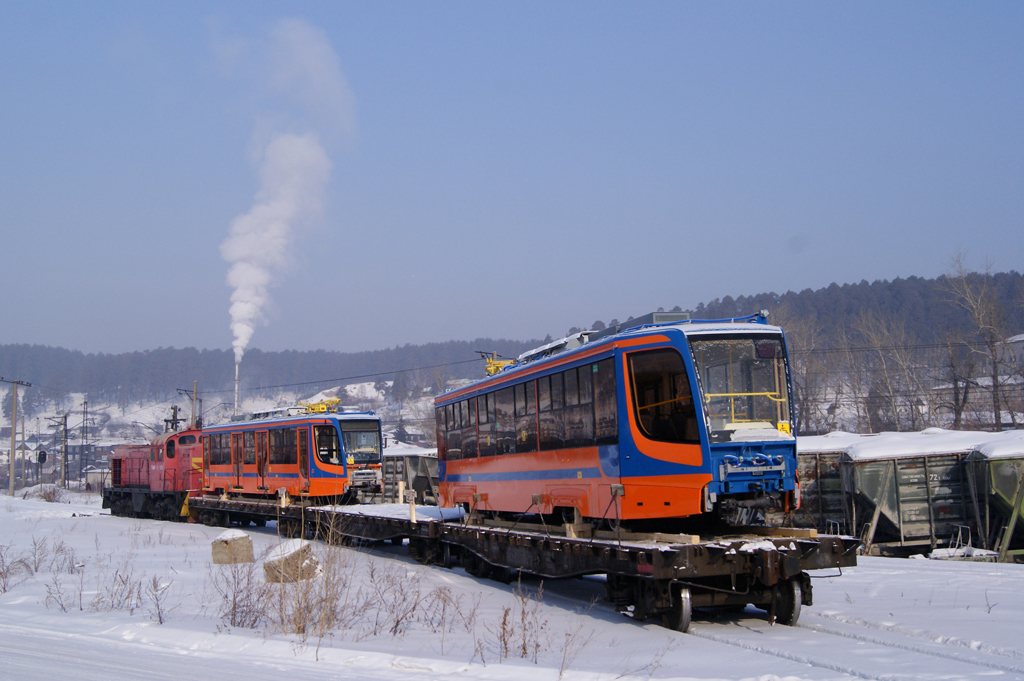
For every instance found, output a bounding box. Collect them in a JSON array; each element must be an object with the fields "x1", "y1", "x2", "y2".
[
  {"x1": 339, "y1": 420, "x2": 382, "y2": 464},
  {"x1": 689, "y1": 335, "x2": 793, "y2": 443}
]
